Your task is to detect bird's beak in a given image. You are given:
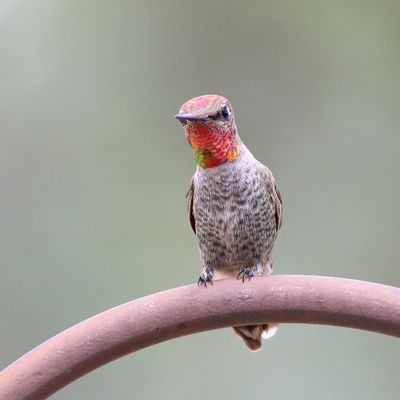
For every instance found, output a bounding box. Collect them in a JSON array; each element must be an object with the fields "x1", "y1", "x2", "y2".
[{"x1": 174, "y1": 113, "x2": 209, "y2": 122}]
